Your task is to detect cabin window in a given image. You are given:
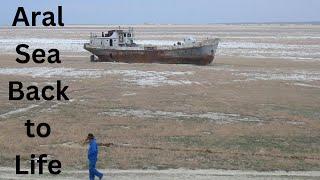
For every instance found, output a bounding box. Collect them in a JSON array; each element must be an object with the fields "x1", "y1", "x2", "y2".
[
  {"x1": 128, "y1": 33, "x2": 131, "y2": 37},
  {"x1": 124, "y1": 34, "x2": 127, "y2": 37},
  {"x1": 110, "y1": 39, "x2": 113, "y2": 46}
]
